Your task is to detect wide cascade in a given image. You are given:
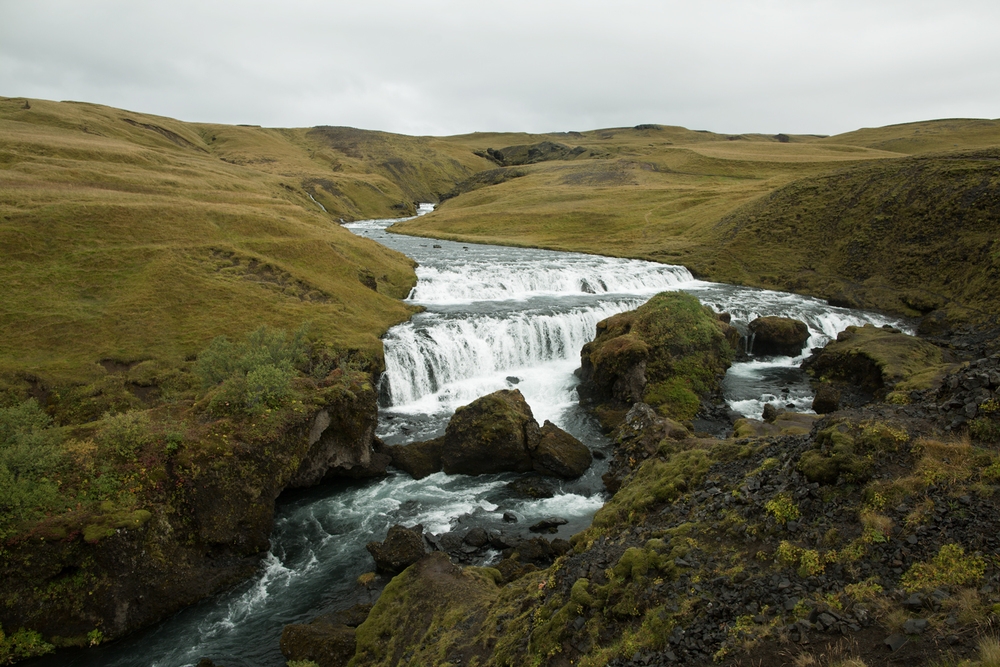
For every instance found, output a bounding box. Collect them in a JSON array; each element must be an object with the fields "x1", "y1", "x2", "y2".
[{"x1": 55, "y1": 206, "x2": 907, "y2": 667}]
